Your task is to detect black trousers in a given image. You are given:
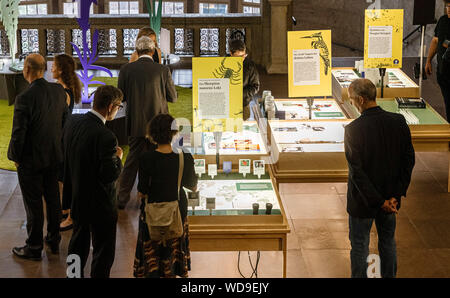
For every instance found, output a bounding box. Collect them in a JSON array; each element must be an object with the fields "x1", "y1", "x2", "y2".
[
  {"x1": 68, "y1": 217, "x2": 117, "y2": 278},
  {"x1": 17, "y1": 164, "x2": 61, "y2": 250},
  {"x1": 437, "y1": 72, "x2": 450, "y2": 121},
  {"x1": 118, "y1": 136, "x2": 149, "y2": 206}
]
